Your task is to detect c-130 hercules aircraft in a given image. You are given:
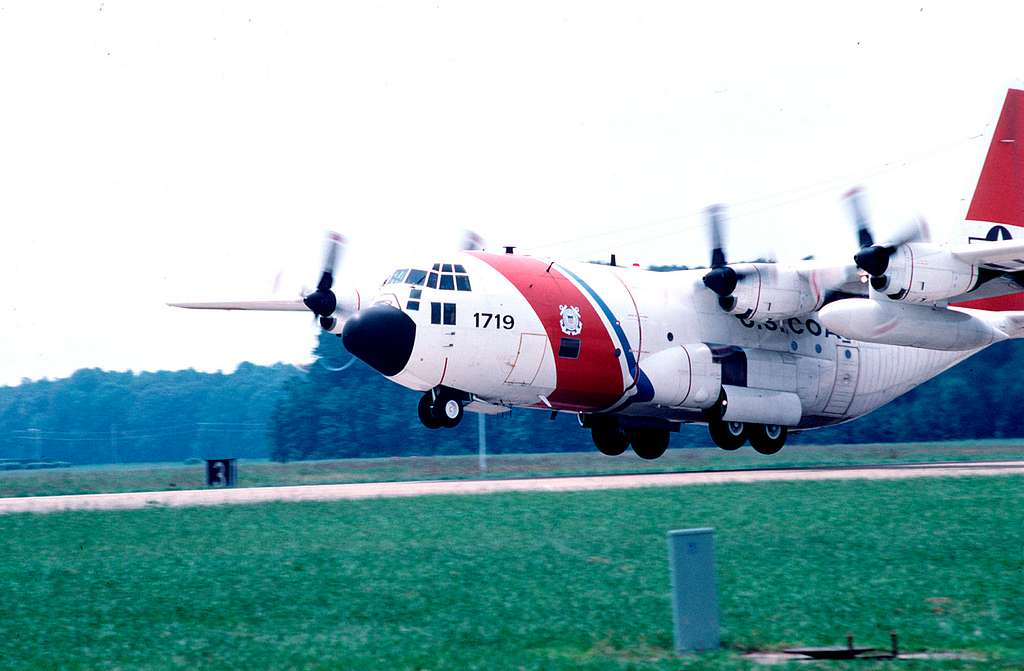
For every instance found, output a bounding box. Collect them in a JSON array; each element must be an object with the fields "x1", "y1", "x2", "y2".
[{"x1": 175, "y1": 89, "x2": 1024, "y2": 460}]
